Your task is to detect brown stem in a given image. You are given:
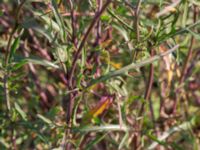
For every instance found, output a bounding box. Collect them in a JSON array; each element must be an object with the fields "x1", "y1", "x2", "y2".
[
  {"x1": 68, "y1": 0, "x2": 112, "y2": 89},
  {"x1": 179, "y1": 6, "x2": 198, "y2": 84},
  {"x1": 139, "y1": 49, "x2": 155, "y2": 116},
  {"x1": 173, "y1": 6, "x2": 198, "y2": 114},
  {"x1": 65, "y1": 1, "x2": 112, "y2": 124},
  {"x1": 137, "y1": 47, "x2": 155, "y2": 150}
]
